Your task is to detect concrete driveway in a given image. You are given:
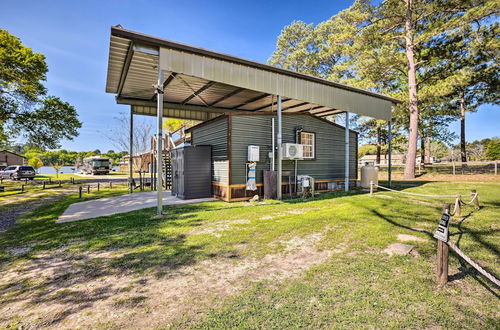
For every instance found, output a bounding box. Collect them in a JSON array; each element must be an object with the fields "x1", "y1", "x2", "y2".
[{"x1": 57, "y1": 191, "x2": 216, "y2": 223}]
